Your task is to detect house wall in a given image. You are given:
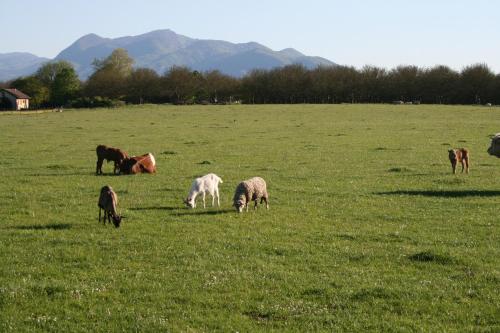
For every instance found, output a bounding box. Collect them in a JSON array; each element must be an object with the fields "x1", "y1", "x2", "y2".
[
  {"x1": 16, "y1": 98, "x2": 29, "y2": 110},
  {"x1": 0, "y1": 91, "x2": 29, "y2": 110}
]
